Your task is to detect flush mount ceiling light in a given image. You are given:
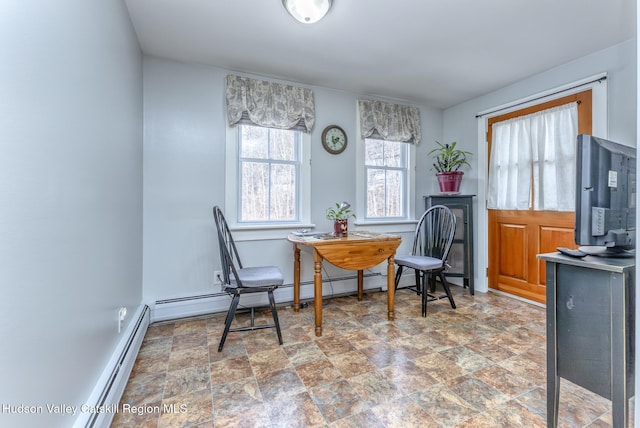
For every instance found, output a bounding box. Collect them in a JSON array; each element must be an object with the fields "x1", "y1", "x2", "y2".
[{"x1": 282, "y1": 0, "x2": 332, "y2": 24}]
